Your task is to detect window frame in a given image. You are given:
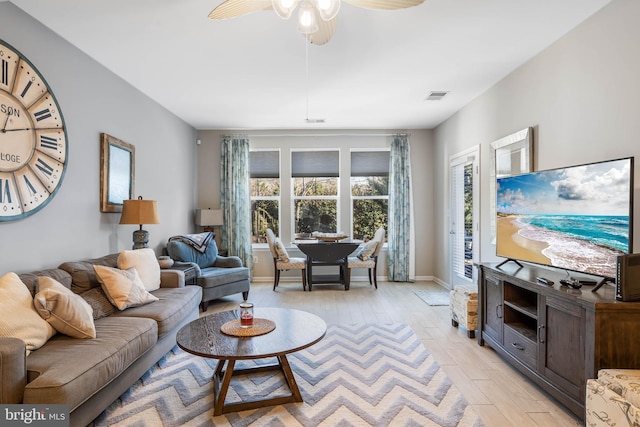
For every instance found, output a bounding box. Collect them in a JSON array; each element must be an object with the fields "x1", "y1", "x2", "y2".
[
  {"x1": 249, "y1": 149, "x2": 281, "y2": 245},
  {"x1": 290, "y1": 149, "x2": 341, "y2": 240},
  {"x1": 350, "y1": 149, "x2": 390, "y2": 242}
]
